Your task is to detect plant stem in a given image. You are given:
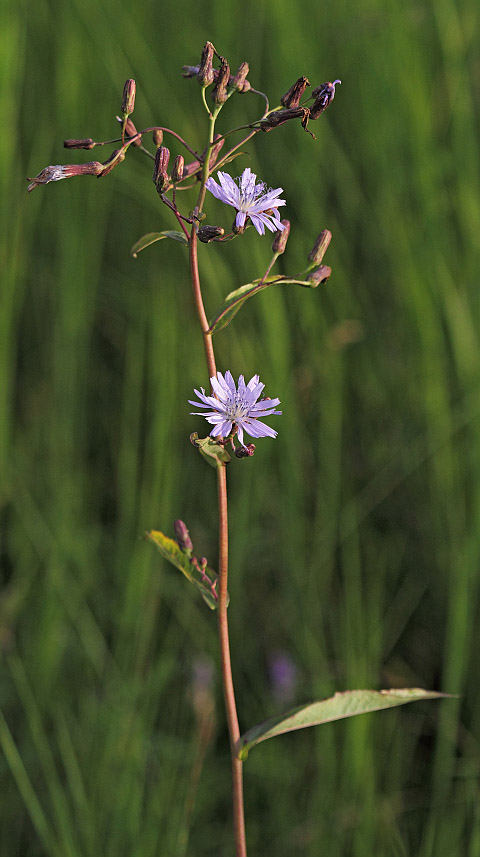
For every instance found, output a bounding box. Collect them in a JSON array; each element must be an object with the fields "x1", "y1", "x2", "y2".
[{"x1": 188, "y1": 222, "x2": 247, "y2": 856}]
